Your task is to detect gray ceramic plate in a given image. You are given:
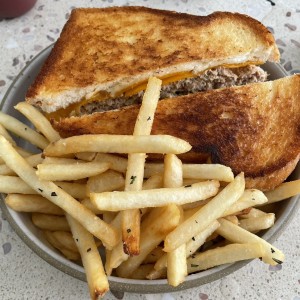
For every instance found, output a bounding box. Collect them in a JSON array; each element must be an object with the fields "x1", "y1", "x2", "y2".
[{"x1": 1, "y1": 45, "x2": 300, "y2": 293}]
